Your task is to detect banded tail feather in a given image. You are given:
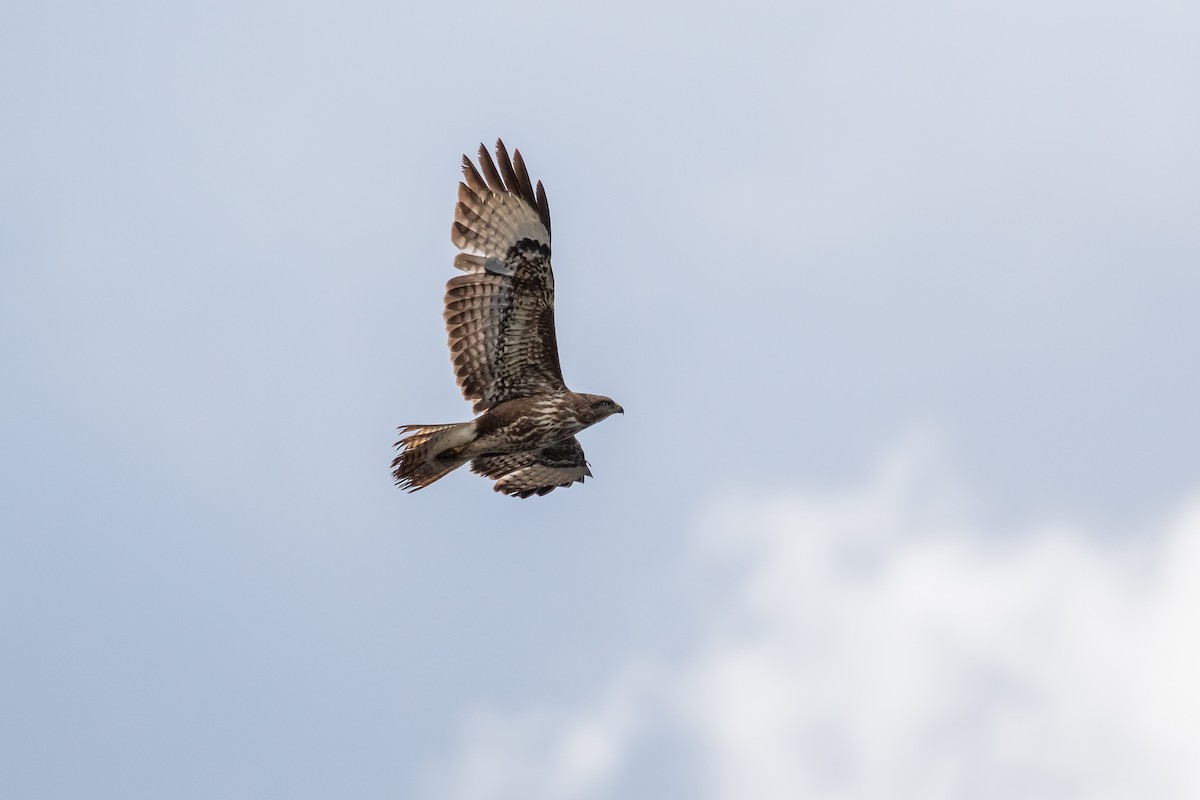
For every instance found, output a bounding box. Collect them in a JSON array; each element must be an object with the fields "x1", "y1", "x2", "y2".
[{"x1": 391, "y1": 421, "x2": 477, "y2": 492}]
